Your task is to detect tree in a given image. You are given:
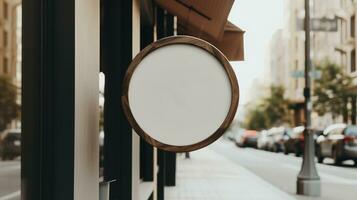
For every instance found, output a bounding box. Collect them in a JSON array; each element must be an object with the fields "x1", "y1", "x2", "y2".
[
  {"x1": 244, "y1": 104, "x2": 269, "y2": 130},
  {"x1": 0, "y1": 76, "x2": 20, "y2": 132},
  {"x1": 244, "y1": 86, "x2": 291, "y2": 130},
  {"x1": 313, "y1": 61, "x2": 352, "y2": 118},
  {"x1": 263, "y1": 86, "x2": 291, "y2": 126}
]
